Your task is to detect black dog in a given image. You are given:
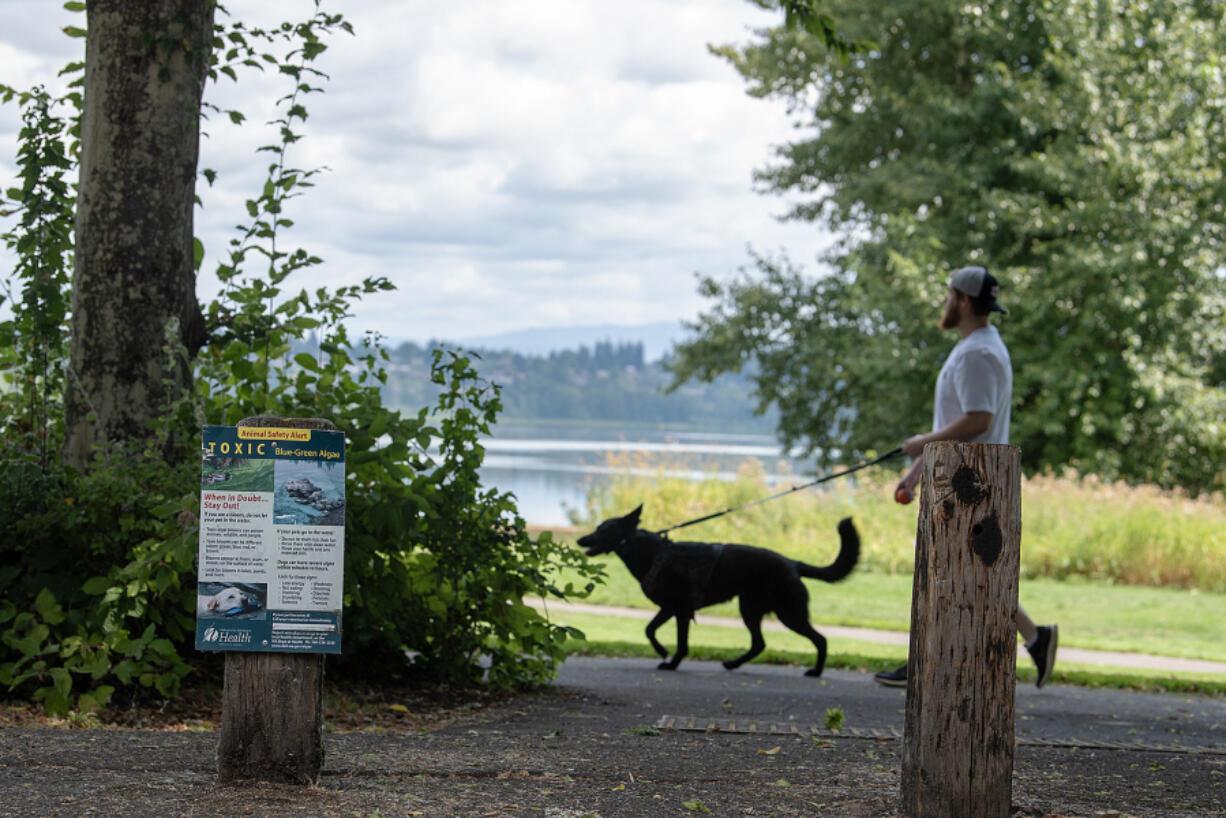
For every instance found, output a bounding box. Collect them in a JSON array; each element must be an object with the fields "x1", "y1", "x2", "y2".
[{"x1": 578, "y1": 505, "x2": 859, "y2": 677}]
